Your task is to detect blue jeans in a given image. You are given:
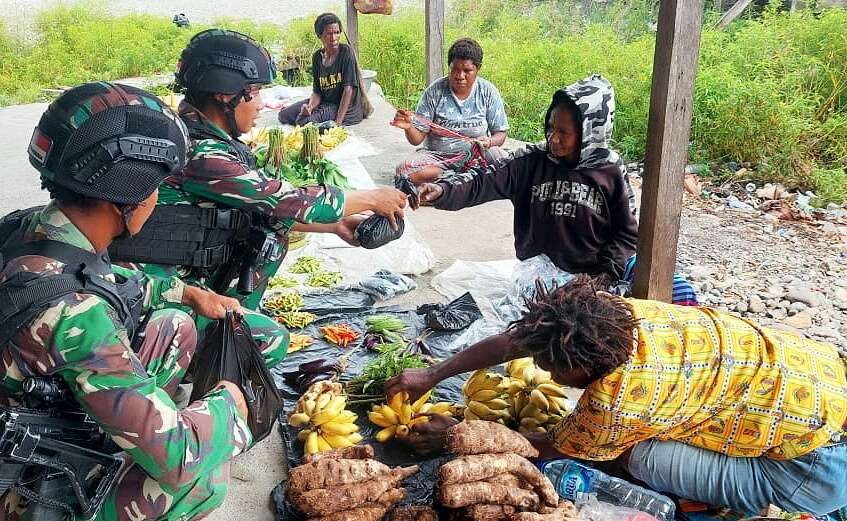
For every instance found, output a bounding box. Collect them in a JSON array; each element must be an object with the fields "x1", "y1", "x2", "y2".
[{"x1": 626, "y1": 439, "x2": 847, "y2": 516}]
